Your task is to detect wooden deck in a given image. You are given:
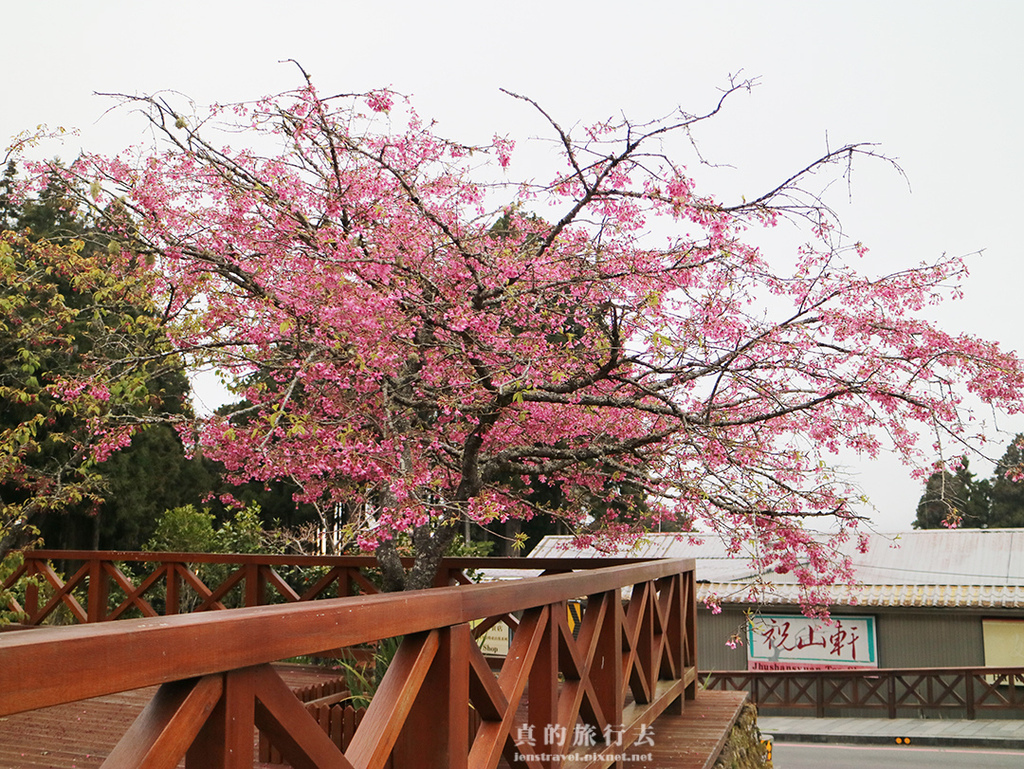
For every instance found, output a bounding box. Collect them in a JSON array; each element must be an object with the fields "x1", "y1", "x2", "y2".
[
  {"x1": 0, "y1": 665, "x2": 341, "y2": 769},
  {"x1": 633, "y1": 691, "x2": 748, "y2": 769},
  {"x1": 0, "y1": 673, "x2": 745, "y2": 769}
]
